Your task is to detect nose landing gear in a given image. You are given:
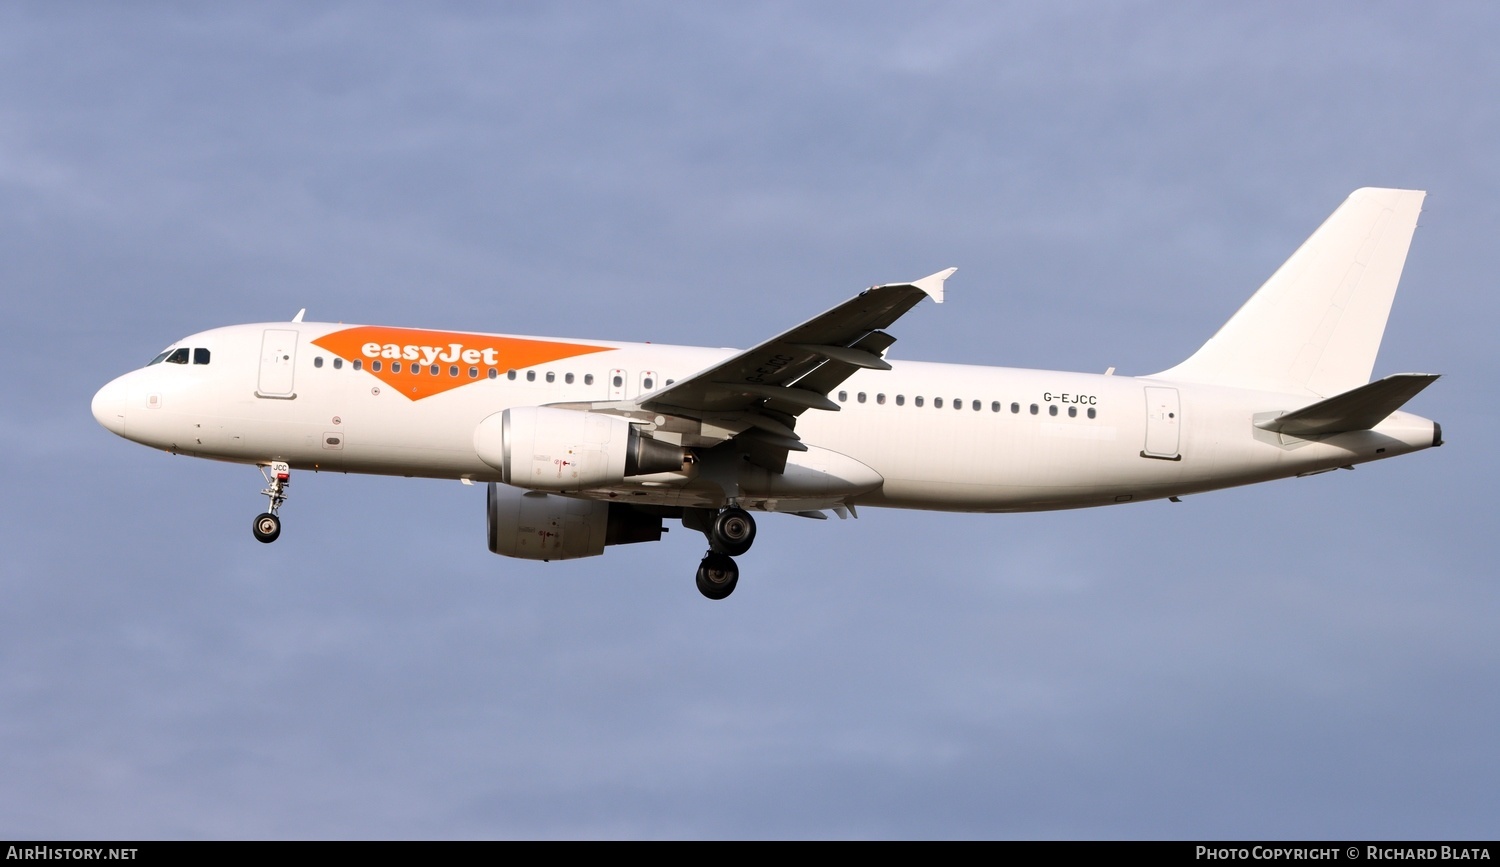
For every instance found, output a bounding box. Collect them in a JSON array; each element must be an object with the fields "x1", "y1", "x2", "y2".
[
  {"x1": 694, "y1": 505, "x2": 756, "y2": 600},
  {"x1": 252, "y1": 461, "x2": 290, "y2": 544}
]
